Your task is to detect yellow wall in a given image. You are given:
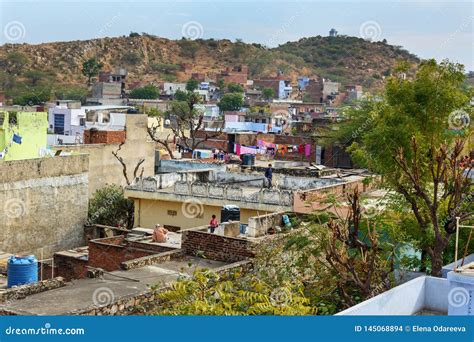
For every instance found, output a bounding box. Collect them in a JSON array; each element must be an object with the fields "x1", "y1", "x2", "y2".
[{"x1": 133, "y1": 198, "x2": 274, "y2": 229}]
